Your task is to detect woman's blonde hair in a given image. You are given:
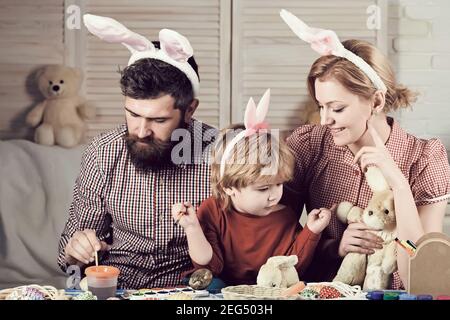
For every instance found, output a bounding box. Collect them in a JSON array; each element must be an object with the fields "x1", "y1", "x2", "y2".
[
  {"x1": 307, "y1": 39, "x2": 417, "y2": 112},
  {"x1": 211, "y1": 124, "x2": 295, "y2": 212}
]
